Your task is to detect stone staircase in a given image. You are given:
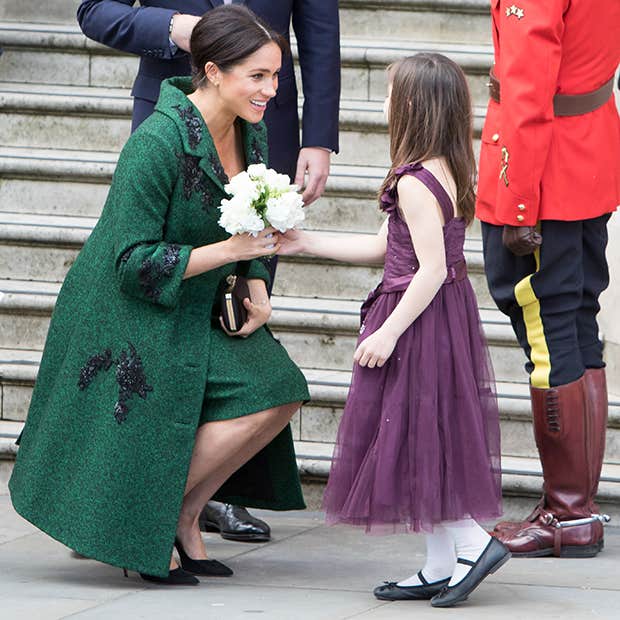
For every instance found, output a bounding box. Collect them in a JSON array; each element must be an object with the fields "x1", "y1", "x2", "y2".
[{"x1": 1, "y1": 0, "x2": 620, "y2": 520}]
